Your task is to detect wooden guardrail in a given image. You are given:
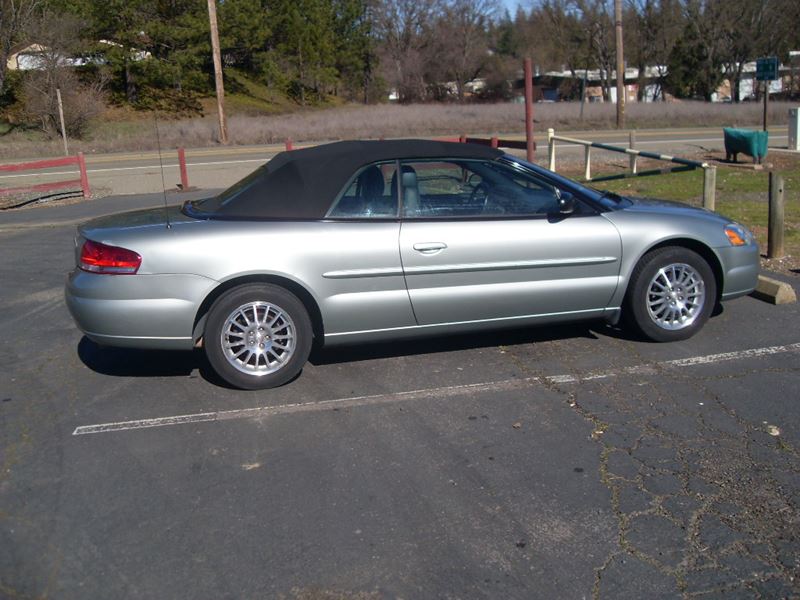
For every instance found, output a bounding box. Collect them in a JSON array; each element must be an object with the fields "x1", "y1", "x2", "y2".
[
  {"x1": 547, "y1": 128, "x2": 717, "y2": 210},
  {"x1": 0, "y1": 153, "x2": 90, "y2": 203},
  {"x1": 435, "y1": 135, "x2": 535, "y2": 152}
]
